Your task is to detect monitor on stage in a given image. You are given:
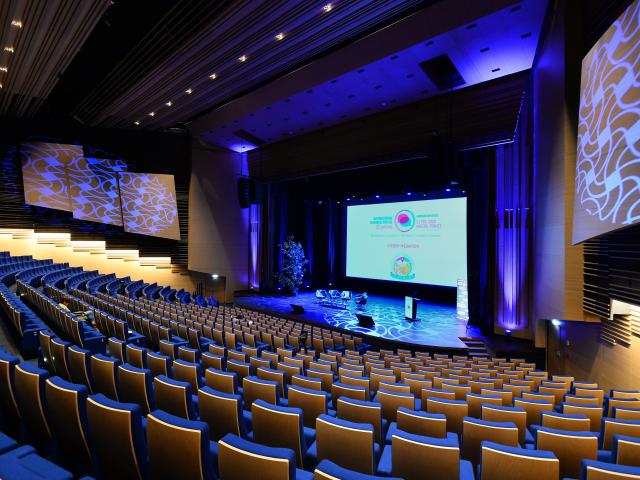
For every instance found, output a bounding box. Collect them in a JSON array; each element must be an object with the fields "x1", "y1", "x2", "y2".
[{"x1": 345, "y1": 197, "x2": 467, "y2": 288}]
